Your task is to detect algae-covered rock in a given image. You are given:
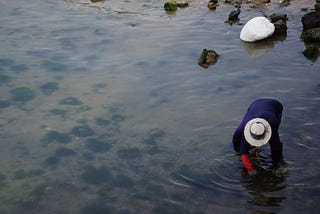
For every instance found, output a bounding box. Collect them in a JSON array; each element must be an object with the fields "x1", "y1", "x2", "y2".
[
  {"x1": 303, "y1": 45, "x2": 320, "y2": 61},
  {"x1": 301, "y1": 27, "x2": 320, "y2": 42},
  {"x1": 164, "y1": 1, "x2": 177, "y2": 12},
  {"x1": 198, "y1": 49, "x2": 219, "y2": 68}
]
